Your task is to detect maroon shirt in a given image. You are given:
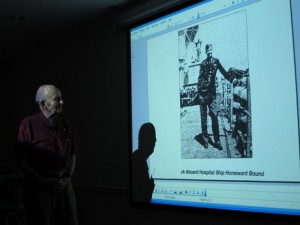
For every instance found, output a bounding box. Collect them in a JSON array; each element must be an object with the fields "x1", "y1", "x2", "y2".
[{"x1": 17, "y1": 112, "x2": 77, "y2": 169}]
